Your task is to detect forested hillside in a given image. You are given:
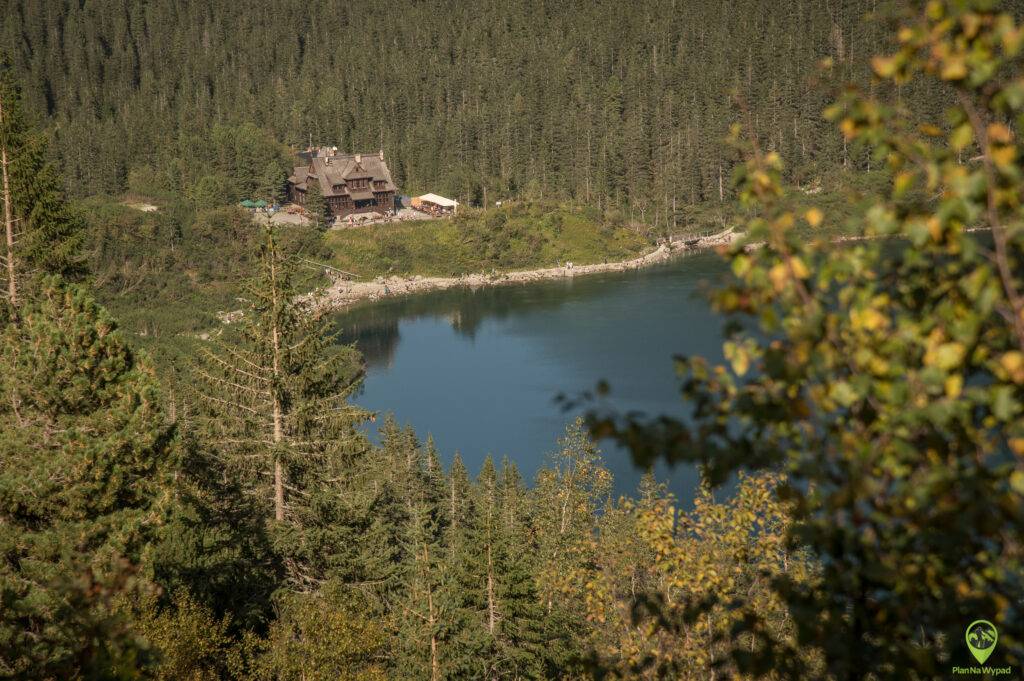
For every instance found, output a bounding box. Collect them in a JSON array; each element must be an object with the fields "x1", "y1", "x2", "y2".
[
  {"x1": 1, "y1": 0, "x2": 1023, "y2": 679},
  {"x1": 2, "y1": 0, "x2": 945, "y2": 217}
]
